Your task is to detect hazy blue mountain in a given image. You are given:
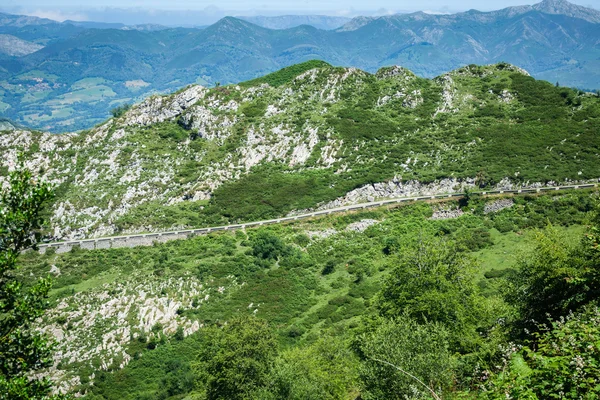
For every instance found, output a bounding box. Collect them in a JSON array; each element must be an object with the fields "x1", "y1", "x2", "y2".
[
  {"x1": 0, "y1": 12, "x2": 84, "y2": 44},
  {"x1": 63, "y1": 20, "x2": 126, "y2": 29},
  {"x1": 64, "y1": 20, "x2": 170, "y2": 31},
  {"x1": 238, "y1": 15, "x2": 351, "y2": 30},
  {"x1": 531, "y1": 0, "x2": 600, "y2": 22},
  {"x1": 0, "y1": 12, "x2": 57, "y2": 28},
  {"x1": 0, "y1": 34, "x2": 43, "y2": 56},
  {"x1": 1, "y1": 0, "x2": 599, "y2": 132}
]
